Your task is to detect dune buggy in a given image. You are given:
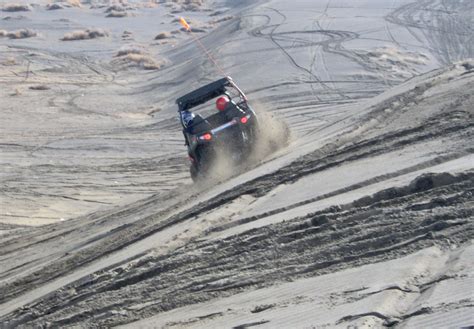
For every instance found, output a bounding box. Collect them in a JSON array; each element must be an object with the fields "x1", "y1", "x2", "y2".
[{"x1": 177, "y1": 76, "x2": 259, "y2": 181}]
